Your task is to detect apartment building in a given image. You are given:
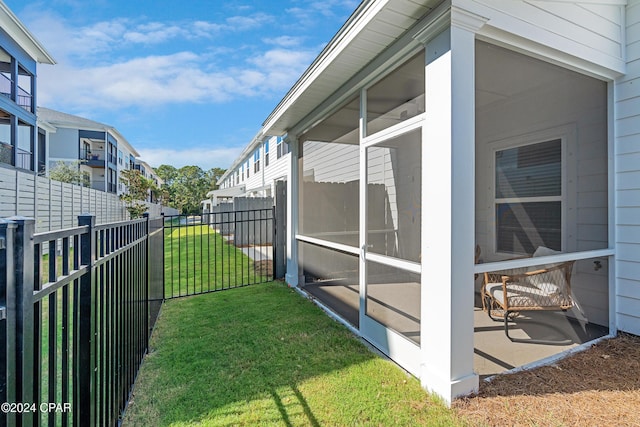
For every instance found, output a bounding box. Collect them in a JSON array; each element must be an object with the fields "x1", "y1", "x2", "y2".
[
  {"x1": 38, "y1": 107, "x2": 141, "y2": 195},
  {"x1": 0, "y1": 1, "x2": 55, "y2": 175}
]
